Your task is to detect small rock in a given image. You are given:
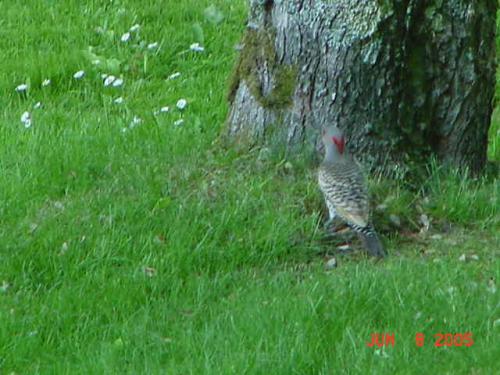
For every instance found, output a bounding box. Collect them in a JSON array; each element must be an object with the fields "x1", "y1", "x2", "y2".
[
  {"x1": 143, "y1": 266, "x2": 157, "y2": 277},
  {"x1": 419, "y1": 214, "x2": 430, "y2": 232},
  {"x1": 389, "y1": 214, "x2": 401, "y2": 227},
  {"x1": 325, "y1": 257, "x2": 337, "y2": 270}
]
